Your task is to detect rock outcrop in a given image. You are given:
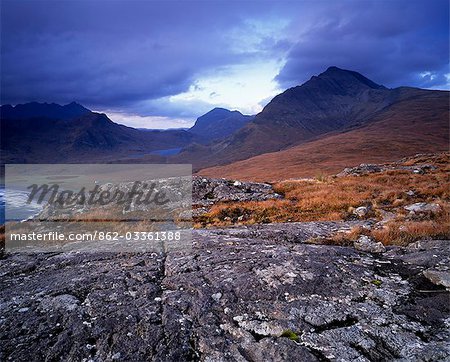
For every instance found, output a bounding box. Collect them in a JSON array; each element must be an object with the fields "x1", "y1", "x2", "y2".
[
  {"x1": 353, "y1": 235, "x2": 386, "y2": 254},
  {"x1": 1, "y1": 222, "x2": 449, "y2": 361},
  {"x1": 337, "y1": 162, "x2": 437, "y2": 177},
  {"x1": 404, "y1": 202, "x2": 441, "y2": 214},
  {"x1": 192, "y1": 177, "x2": 281, "y2": 216}
]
